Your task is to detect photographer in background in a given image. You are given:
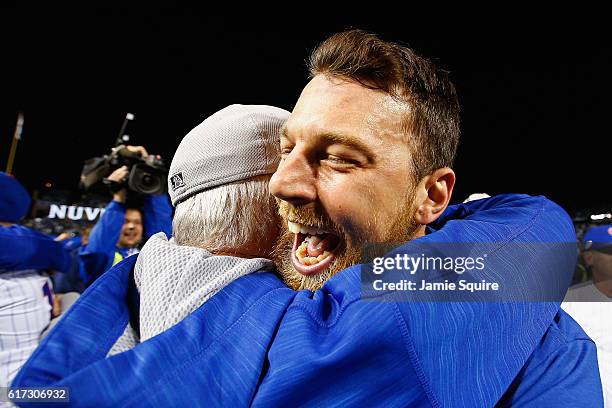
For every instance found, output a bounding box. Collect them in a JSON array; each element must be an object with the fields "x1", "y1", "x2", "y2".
[{"x1": 80, "y1": 146, "x2": 172, "y2": 286}]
